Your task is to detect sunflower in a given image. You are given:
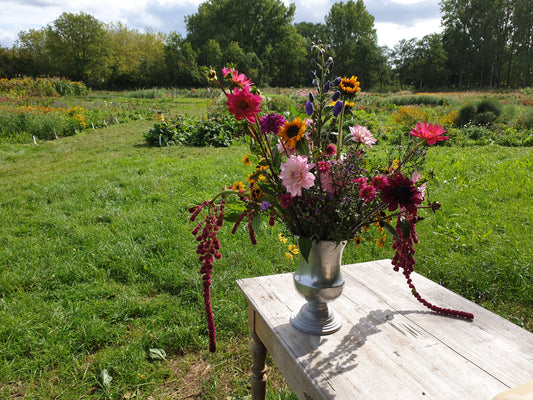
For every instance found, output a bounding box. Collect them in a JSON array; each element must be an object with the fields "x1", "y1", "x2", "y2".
[
  {"x1": 277, "y1": 117, "x2": 306, "y2": 149},
  {"x1": 339, "y1": 76, "x2": 361, "y2": 96}
]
